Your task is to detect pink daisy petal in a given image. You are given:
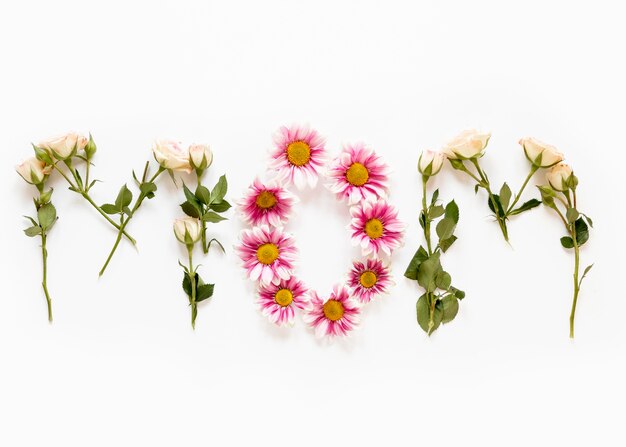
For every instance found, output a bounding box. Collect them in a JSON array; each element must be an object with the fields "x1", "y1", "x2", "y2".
[
  {"x1": 303, "y1": 285, "x2": 361, "y2": 338},
  {"x1": 349, "y1": 199, "x2": 404, "y2": 257},
  {"x1": 269, "y1": 124, "x2": 327, "y2": 189},
  {"x1": 236, "y1": 225, "x2": 298, "y2": 286},
  {"x1": 327, "y1": 143, "x2": 390, "y2": 204},
  {"x1": 347, "y1": 258, "x2": 394, "y2": 304}
]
